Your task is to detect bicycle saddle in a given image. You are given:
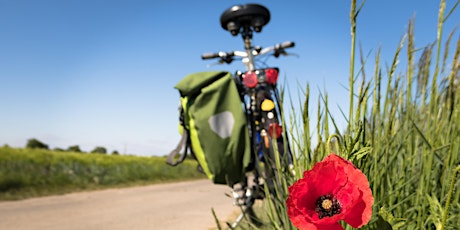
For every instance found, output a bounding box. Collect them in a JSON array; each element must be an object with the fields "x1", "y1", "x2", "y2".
[{"x1": 220, "y1": 4, "x2": 270, "y2": 36}]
